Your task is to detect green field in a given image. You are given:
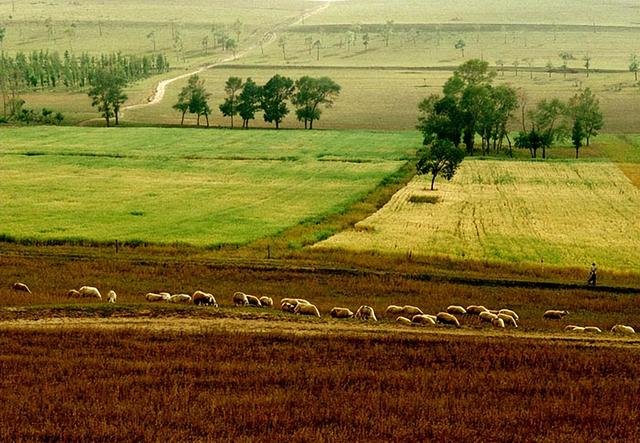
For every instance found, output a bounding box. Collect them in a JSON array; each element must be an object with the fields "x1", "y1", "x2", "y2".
[
  {"x1": 0, "y1": 127, "x2": 417, "y2": 245},
  {"x1": 316, "y1": 158, "x2": 640, "y2": 272}
]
